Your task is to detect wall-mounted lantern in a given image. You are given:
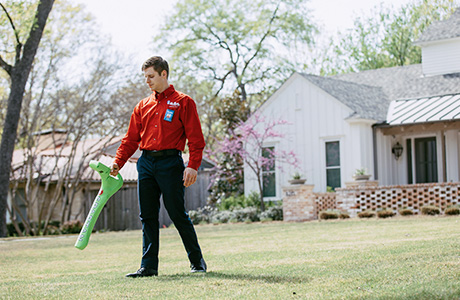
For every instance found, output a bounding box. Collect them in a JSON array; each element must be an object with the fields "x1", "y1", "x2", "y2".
[{"x1": 392, "y1": 142, "x2": 403, "y2": 160}]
